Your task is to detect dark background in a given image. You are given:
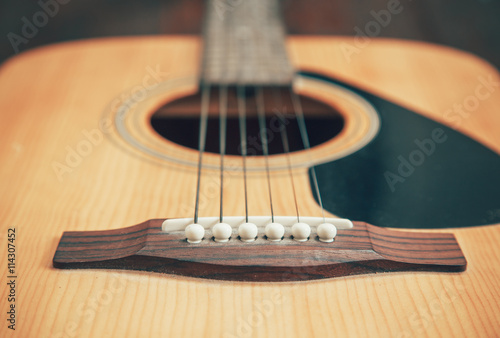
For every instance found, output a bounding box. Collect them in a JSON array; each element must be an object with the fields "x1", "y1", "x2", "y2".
[{"x1": 1, "y1": 0, "x2": 499, "y2": 68}]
